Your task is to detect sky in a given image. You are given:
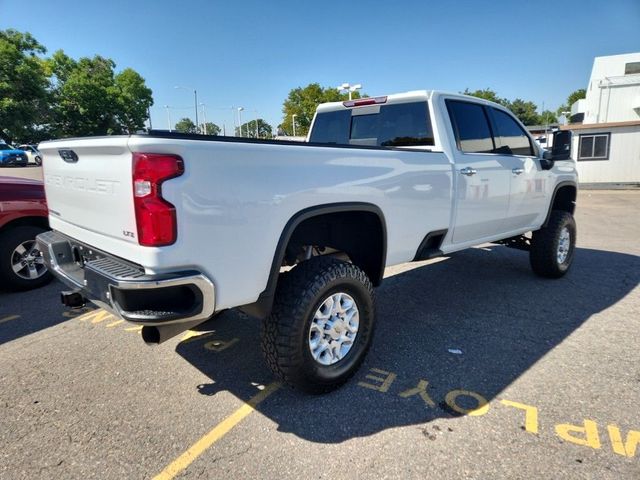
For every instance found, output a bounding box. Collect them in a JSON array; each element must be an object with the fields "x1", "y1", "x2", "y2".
[{"x1": 2, "y1": 0, "x2": 639, "y2": 131}]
